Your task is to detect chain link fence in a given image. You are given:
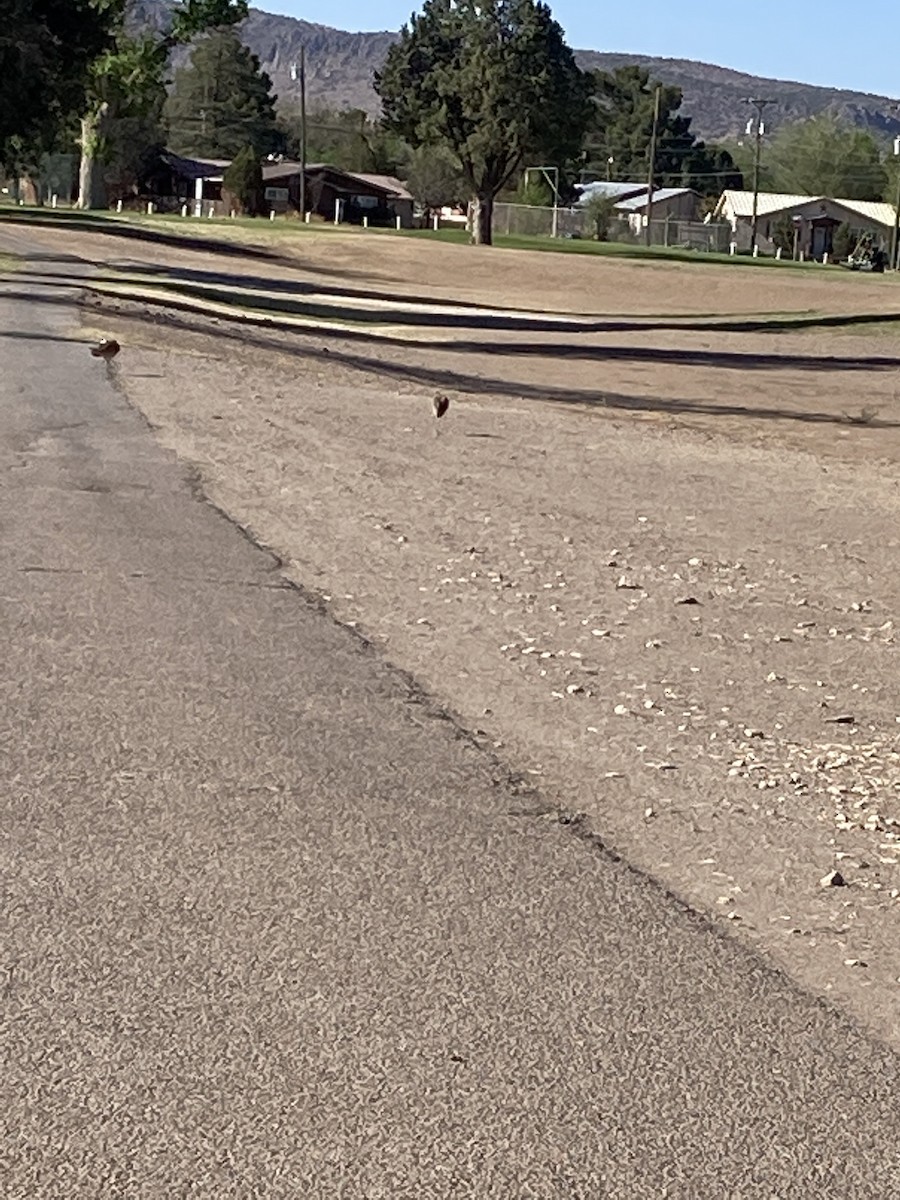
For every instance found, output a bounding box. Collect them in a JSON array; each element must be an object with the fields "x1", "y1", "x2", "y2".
[{"x1": 492, "y1": 202, "x2": 732, "y2": 253}]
